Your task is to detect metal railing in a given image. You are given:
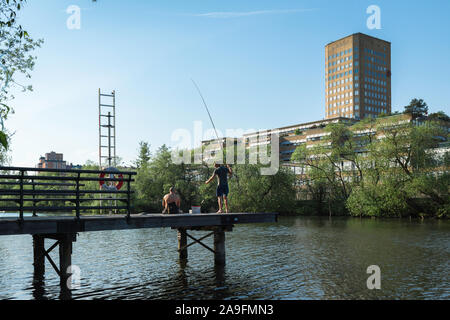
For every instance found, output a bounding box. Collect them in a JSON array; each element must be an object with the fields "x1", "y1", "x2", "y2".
[{"x1": 0, "y1": 166, "x2": 136, "y2": 221}]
